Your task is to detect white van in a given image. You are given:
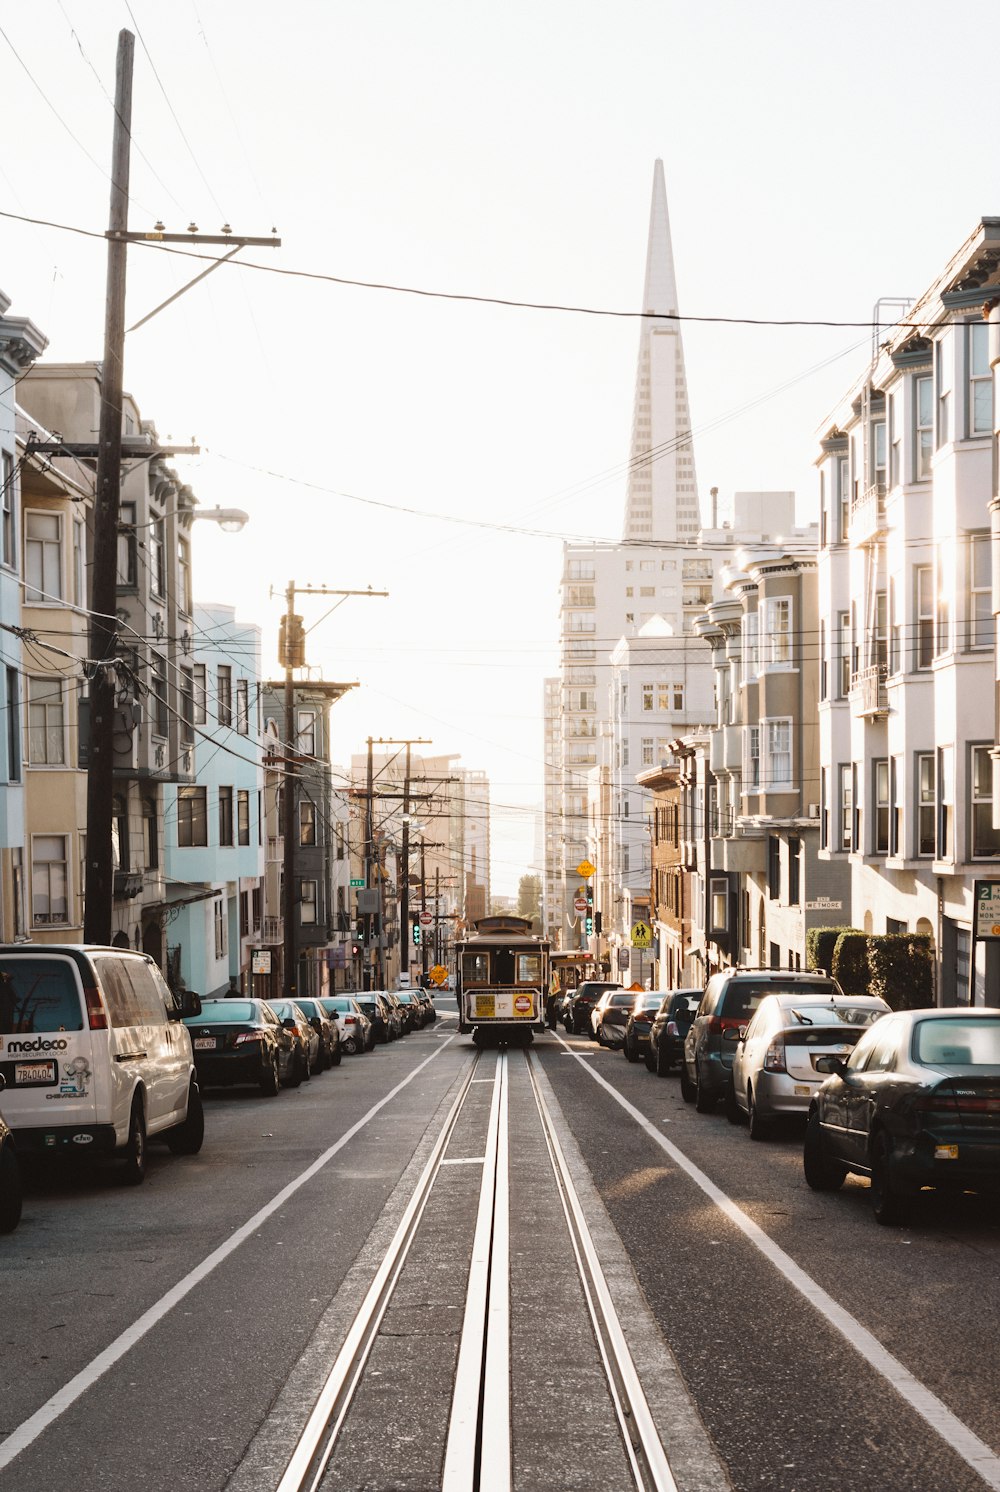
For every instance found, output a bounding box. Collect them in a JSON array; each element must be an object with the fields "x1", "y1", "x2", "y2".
[{"x1": 0, "y1": 945, "x2": 204, "y2": 1183}]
